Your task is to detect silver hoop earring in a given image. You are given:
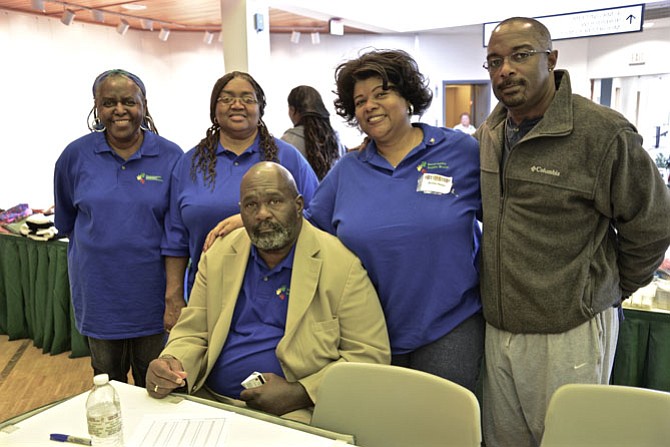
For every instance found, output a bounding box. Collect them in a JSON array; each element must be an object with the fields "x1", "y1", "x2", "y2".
[
  {"x1": 93, "y1": 121, "x2": 106, "y2": 132},
  {"x1": 408, "y1": 104, "x2": 414, "y2": 116},
  {"x1": 87, "y1": 107, "x2": 106, "y2": 132}
]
